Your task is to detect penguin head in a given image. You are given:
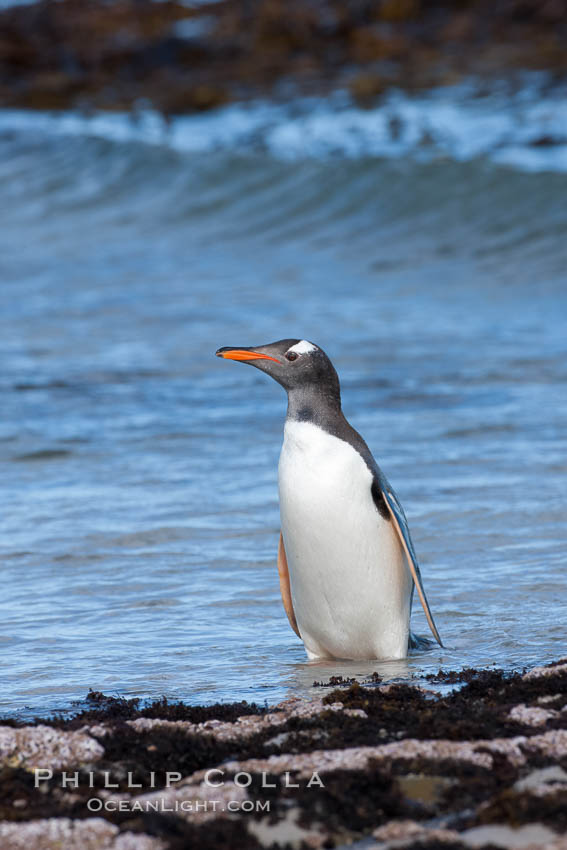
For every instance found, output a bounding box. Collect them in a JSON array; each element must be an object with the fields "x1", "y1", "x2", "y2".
[{"x1": 216, "y1": 339, "x2": 339, "y2": 395}]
